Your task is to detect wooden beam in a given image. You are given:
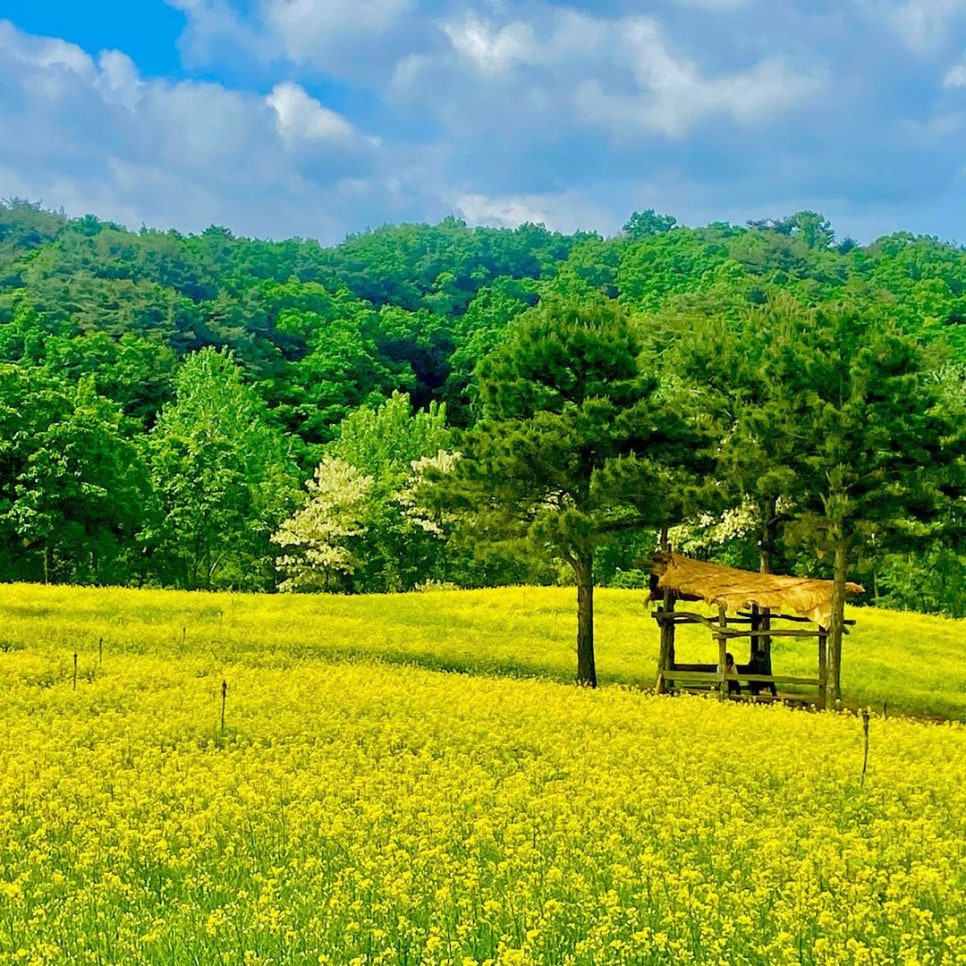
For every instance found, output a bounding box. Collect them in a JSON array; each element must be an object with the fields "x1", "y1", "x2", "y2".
[
  {"x1": 722, "y1": 629, "x2": 824, "y2": 639},
  {"x1": 737, "y1": 611, "x2": 856, "y2": 626},
  {"x1": 663, "y1": 670, "x2": 822, "y2": 686}
]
